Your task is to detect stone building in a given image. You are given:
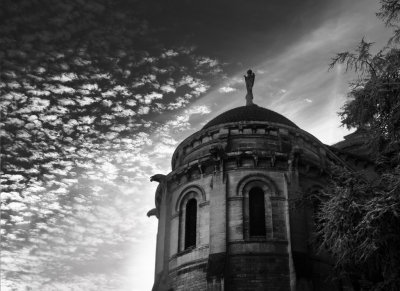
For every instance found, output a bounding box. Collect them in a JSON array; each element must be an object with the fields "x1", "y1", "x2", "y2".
[{"x1": 147, "y1": 73, "x2": 370, "y2": 291}]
